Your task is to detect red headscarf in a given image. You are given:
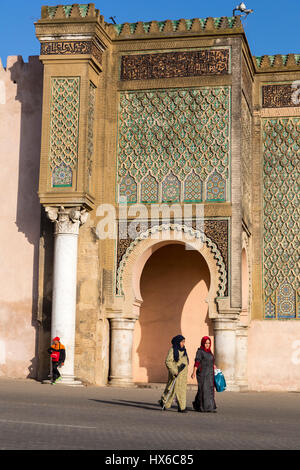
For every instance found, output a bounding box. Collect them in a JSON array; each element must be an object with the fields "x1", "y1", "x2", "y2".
[
  {"x1": 200, "y1": 336, "x2": 212, "y2": 354},
  {"x1": 194, "y1": 336, "x2": 214, "y2": 370}
]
